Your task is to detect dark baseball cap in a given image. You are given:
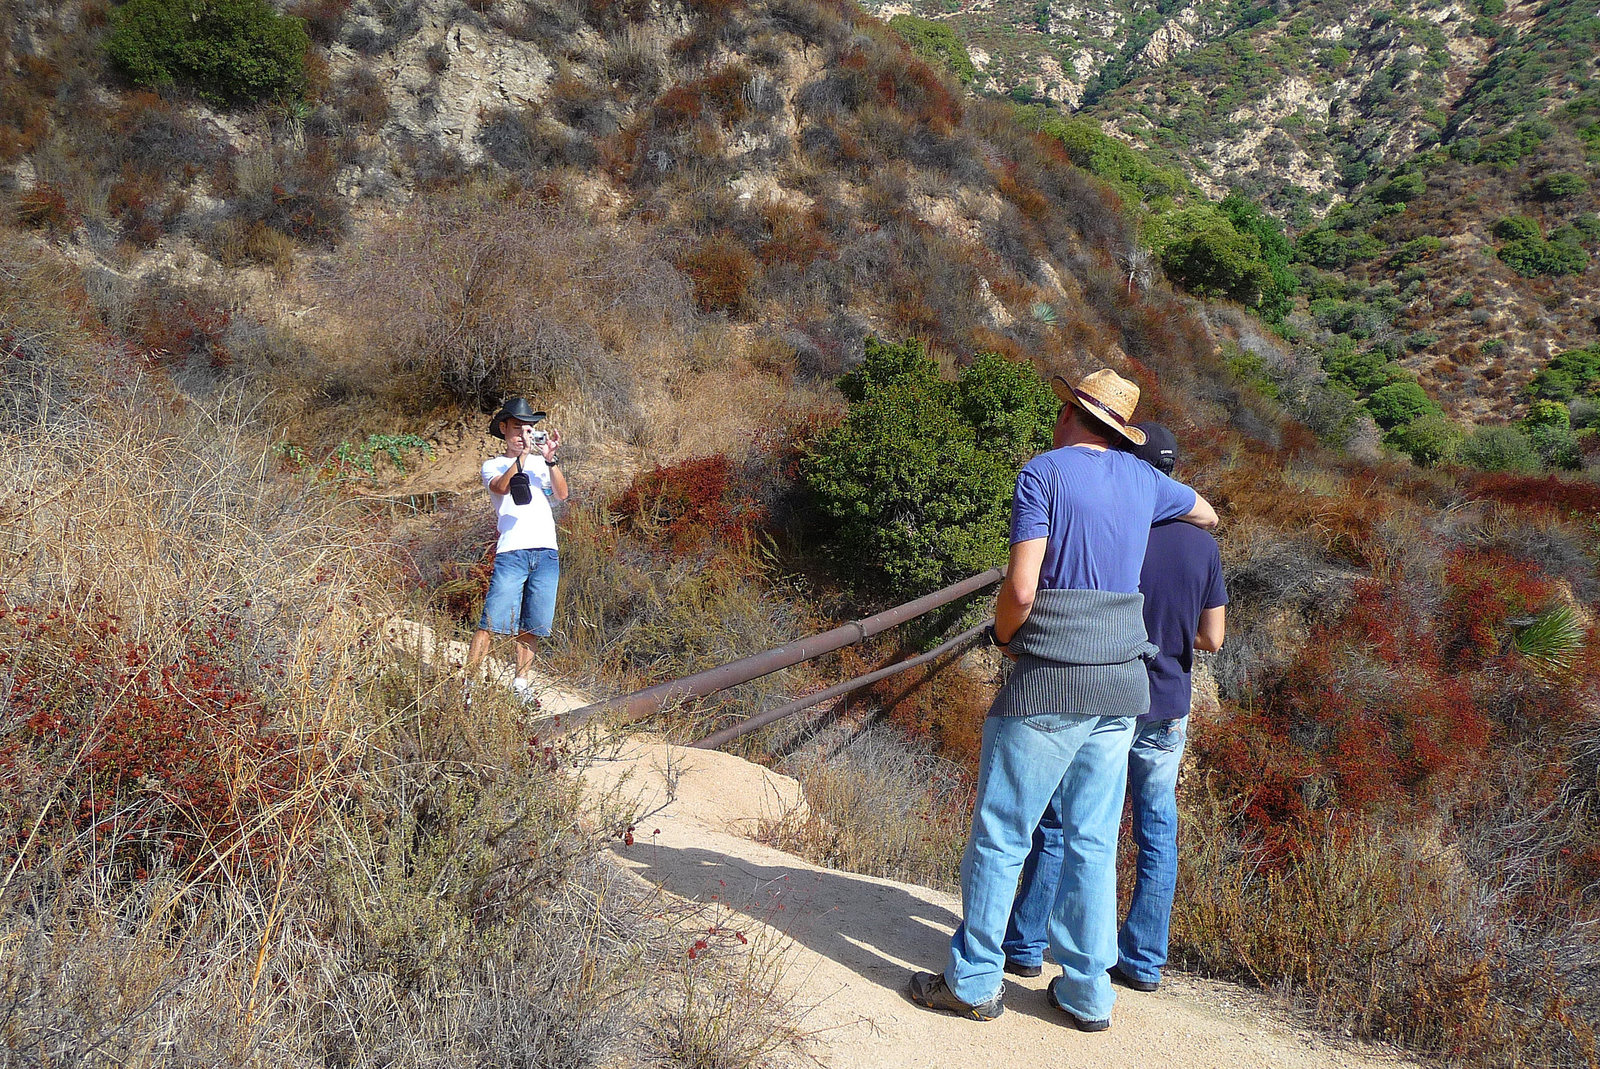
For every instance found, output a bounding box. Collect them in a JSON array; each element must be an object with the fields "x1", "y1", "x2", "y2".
[{"x1": 1128, "y1": 422, "x2": 1178, "y2": 473}]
